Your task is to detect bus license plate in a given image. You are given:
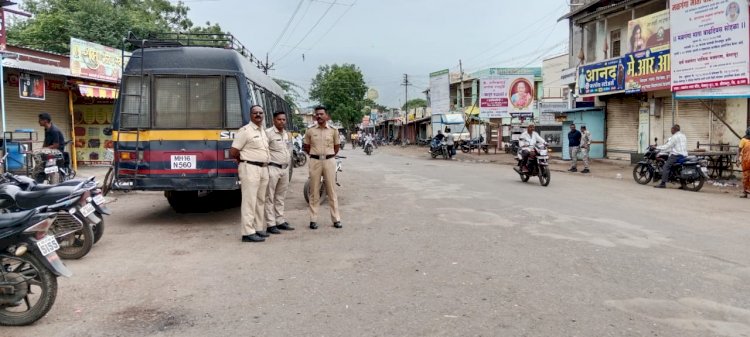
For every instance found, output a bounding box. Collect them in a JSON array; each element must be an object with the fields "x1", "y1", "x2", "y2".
[
  {"x1": 37, "y1": 235, "x2": 60, "y2": 257},
  {"x1": 171, "y1": 155, "x2": 196, "y2": 170}
]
